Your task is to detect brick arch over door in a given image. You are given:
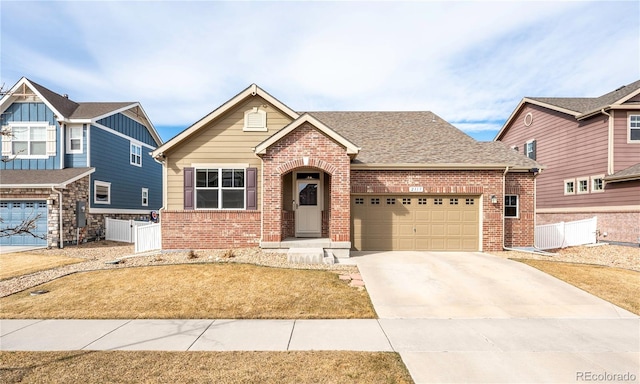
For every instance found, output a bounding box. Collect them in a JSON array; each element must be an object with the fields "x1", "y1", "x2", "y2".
[
  {"x1": 261, "y1": 123, "x2": 351, "y2": 243},
  {"x1": 276, "y1": 158, "x2": 339, "y2": 175}
]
